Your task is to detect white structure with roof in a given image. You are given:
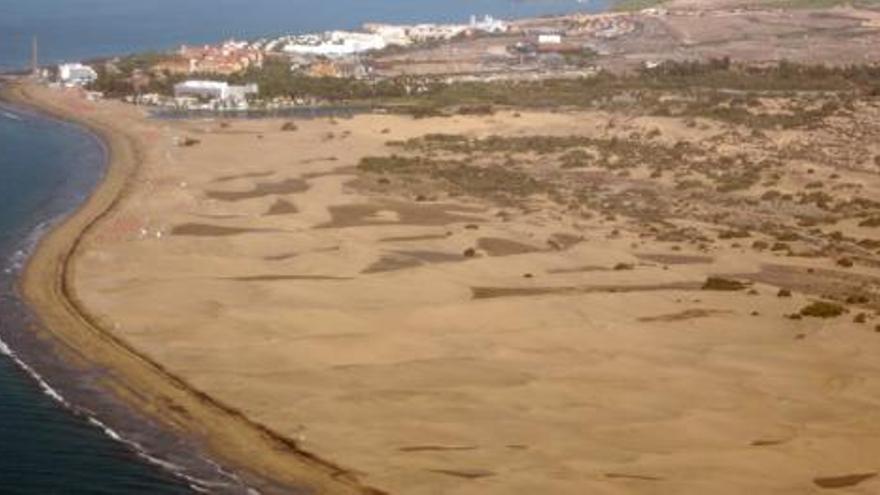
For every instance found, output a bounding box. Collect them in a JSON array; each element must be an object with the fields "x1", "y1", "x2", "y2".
[
  {"x1": 538, "y1": 34, "x2": 563, "y2": 45},
  {"x1": 470, "y1": 15, "x2": 508, "y2": 34},
  {"x1": 58, "y1": 63, "x2": 97, "y2": 86},
  {"x1": 282, "y1": 31, "x2": 387, "y2": 57},
  {"x1": 174, "y1": 80, "x2": 231, "y2": 100},
  {"x1": 174, "y1": 80, "x2": 258, "y2": 103}
]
